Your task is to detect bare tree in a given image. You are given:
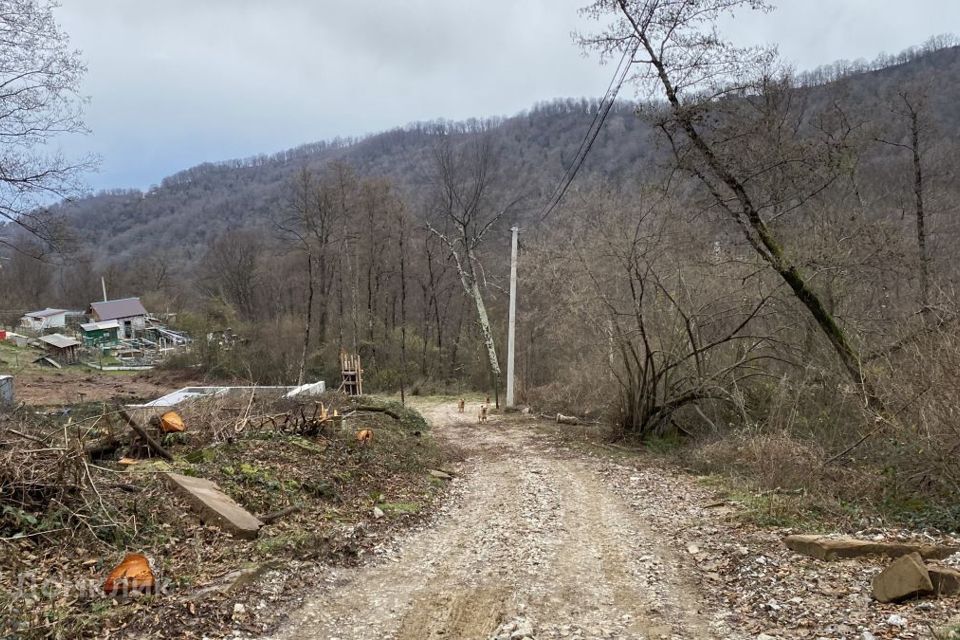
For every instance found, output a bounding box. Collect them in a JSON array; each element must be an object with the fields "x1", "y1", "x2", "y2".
[
  {"x1": 0, "y1": 0, "x2": 95, "y2": 248},
  {"x1": 426, "y1": 135, "x2": 523, "y2": 407},
  {"x1": 198, "y1": 231, "x2": 264, "y2": 321},
  {"x1": 277, "y1": 167, "x2": 340, "y2": 385},
  {"x1": 581, "y1": 0, "x2": 872, "y2": 400},
  {"x1": 876, "y1": 85, "x2": 933, "y2": 315}
]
